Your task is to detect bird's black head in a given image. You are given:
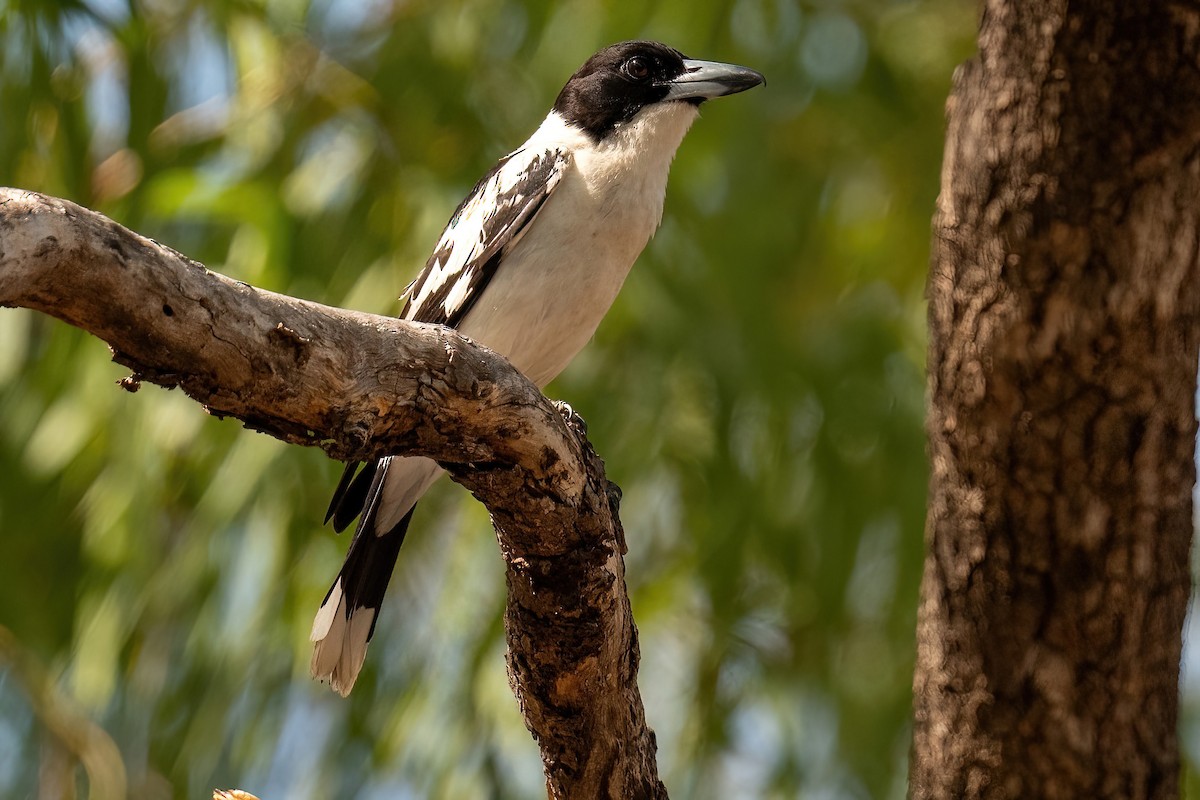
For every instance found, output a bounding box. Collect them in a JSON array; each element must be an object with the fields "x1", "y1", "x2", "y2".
[{"x1": 553, "y1": 41, "x2": 764, "y2": 140}]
